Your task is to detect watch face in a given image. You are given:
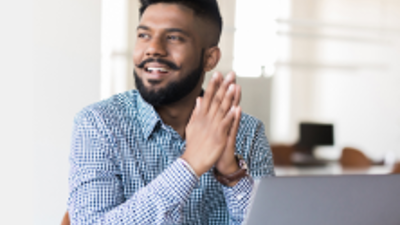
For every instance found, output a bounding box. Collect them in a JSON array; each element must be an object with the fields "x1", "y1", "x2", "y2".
[
  {"x1": 239, "y1": 160, "x2": 248, "y2": 170},
  {"x1": 236, "y1": 155, "x2": 248, "y2": 170}
]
